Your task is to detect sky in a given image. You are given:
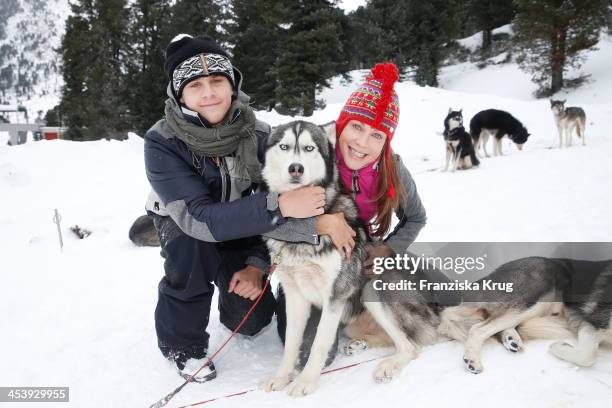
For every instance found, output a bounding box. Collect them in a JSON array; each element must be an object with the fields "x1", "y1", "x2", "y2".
[{"x1": 338, "y1": 0, "x2": 367, "y2": 13}]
